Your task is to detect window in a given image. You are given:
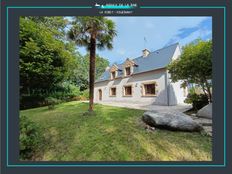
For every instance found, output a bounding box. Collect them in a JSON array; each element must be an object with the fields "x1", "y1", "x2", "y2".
[
  {"x1": 111, "y1": 71, "x2": 116, "y2": 79},
  {"x1": 143, "y1": 83, "x2": 156, "y2": 96},
  {"x1": 110, "y1": 87, "x2": 116, "y2": 96},
  {"x1": 125, "y1": 67, "x2": 131, "y2": 76},
  {"x1": 124, "y1": 86, "x2": 132, "y2": 96}
]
